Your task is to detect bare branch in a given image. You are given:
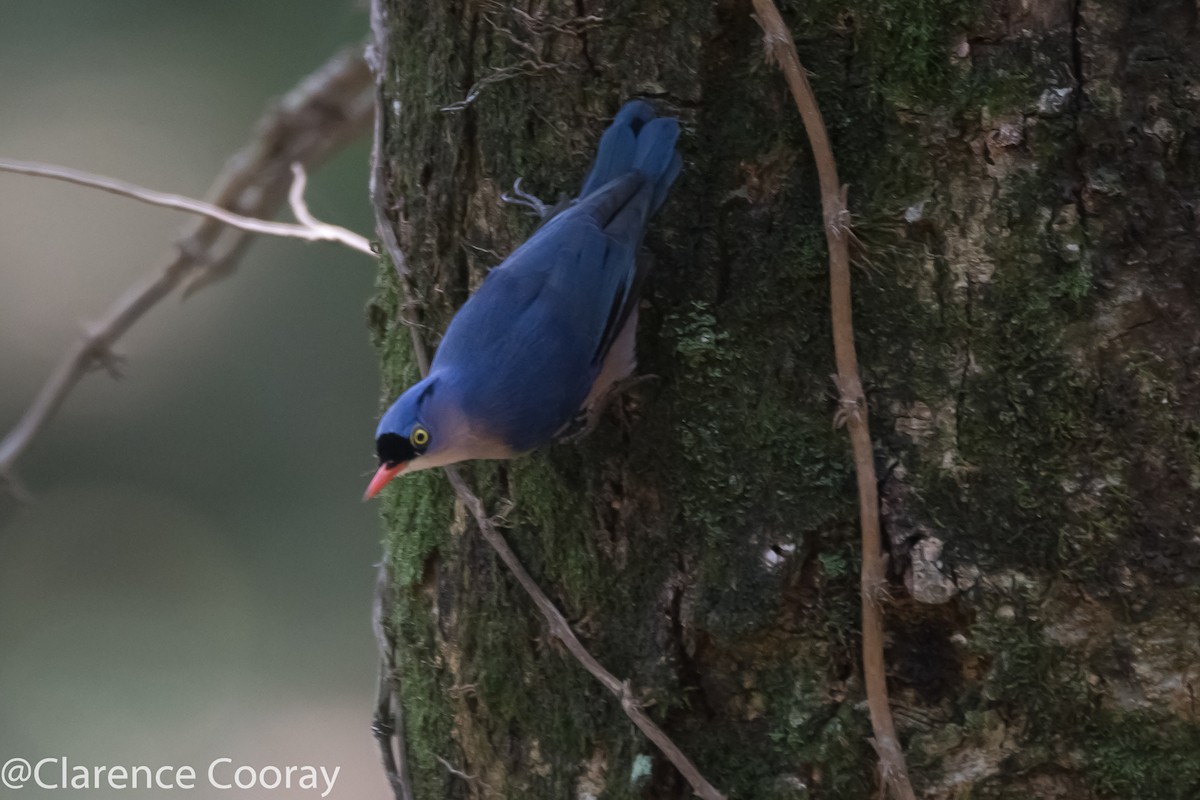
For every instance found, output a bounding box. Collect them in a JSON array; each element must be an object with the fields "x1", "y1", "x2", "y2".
[
  {"x1": 287, "y1": 163, "x2": 375, "y2": 255},
  {"x1": 0, "y1": 158, "x2": 374, "y2": 256},
  {"x1": 0, "y1": 46, "x2": 374, "y2": 488},
  {"x1": 750, "y1": 2, "x2": 917, "y2": 798}
]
